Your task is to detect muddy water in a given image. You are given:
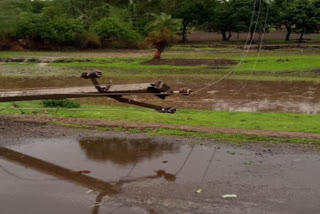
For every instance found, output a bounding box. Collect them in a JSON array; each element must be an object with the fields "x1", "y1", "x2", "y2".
[
  {"x1": 0, "y1": 77, "x2": 320, "y2": 113},
  {"x1": 1, "y1": 135, "x2": 320, "y2": 213}
]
